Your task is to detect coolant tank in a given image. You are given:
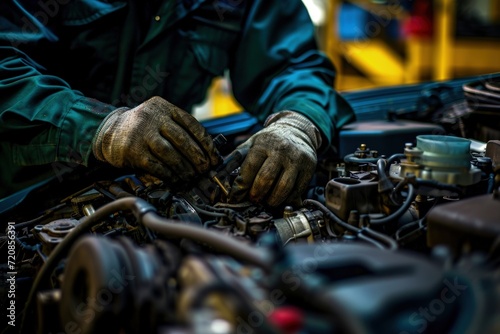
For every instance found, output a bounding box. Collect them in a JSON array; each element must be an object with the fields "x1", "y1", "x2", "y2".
[
  {"x1": 417, "y1": 135, "x2": 471, "y2": 169},
  {"x1": 398, "y1": 135, "x2": 482, "y2": 186}
]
